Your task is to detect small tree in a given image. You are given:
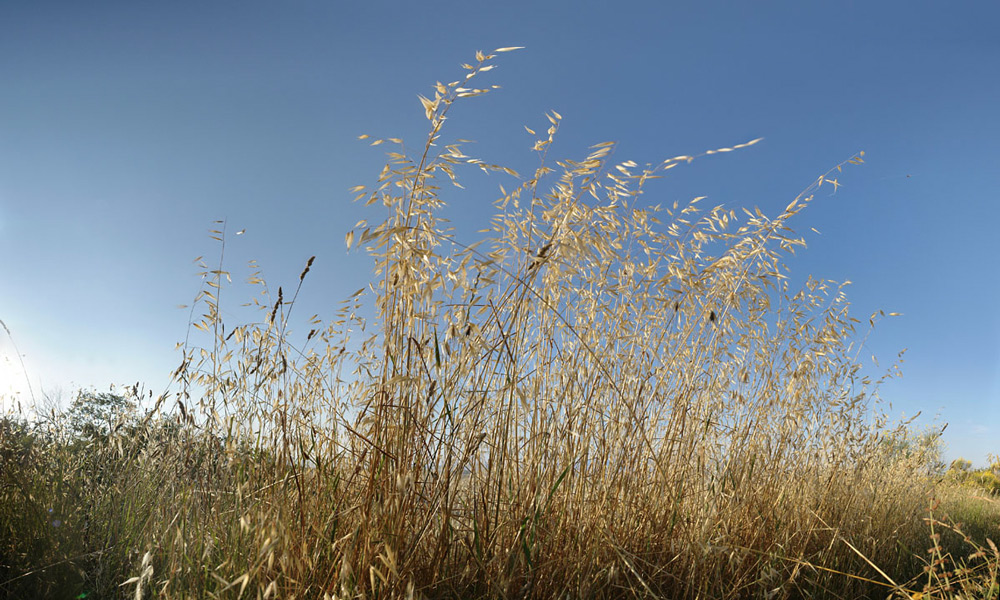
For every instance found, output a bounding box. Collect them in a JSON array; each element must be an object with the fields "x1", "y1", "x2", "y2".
[
  {"x1": 65, "y1": 390, "x2": 137, "y2": 441},
  {"x1": 880, "y1": 424, "x2": 947, "y2": 478}
]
